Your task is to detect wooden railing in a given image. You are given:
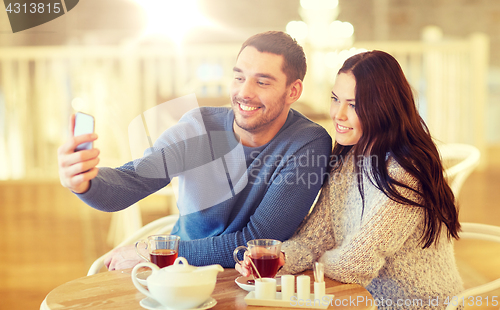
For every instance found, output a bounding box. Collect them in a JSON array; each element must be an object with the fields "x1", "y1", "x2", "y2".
[
  {"x1": 0, "y1": 34, "x2": 489, "y2": 180},
  {"x1": 0, "y1": 44, "x2": 241, "y2": 180}
]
